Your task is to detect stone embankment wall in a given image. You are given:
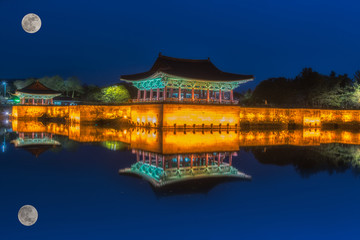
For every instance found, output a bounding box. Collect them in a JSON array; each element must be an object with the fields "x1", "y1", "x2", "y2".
[
  {"x1": 11, "y1": 104, "x2": 360, "y2": 129},
  {"x1": 238, "y1": 108, "x2": 360, "y2": 128},
  {"x1": 12, "y1": 106, "x2": 69, "y2": 119}
]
